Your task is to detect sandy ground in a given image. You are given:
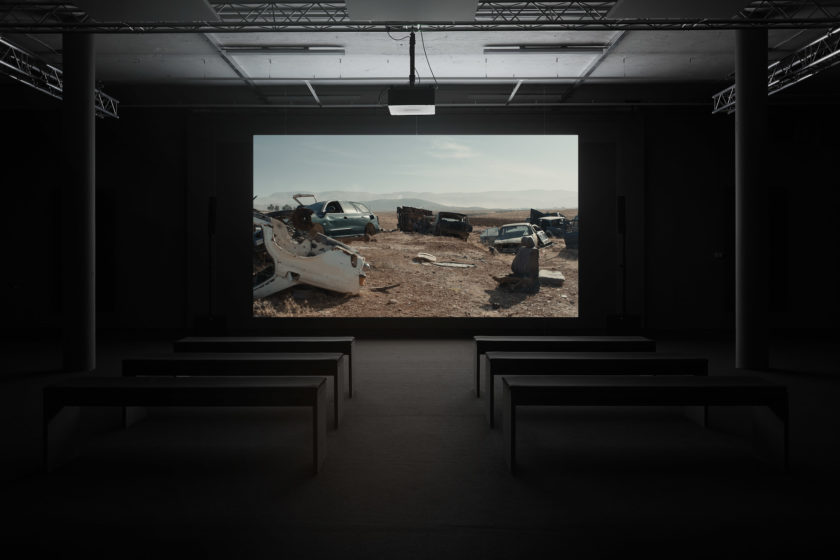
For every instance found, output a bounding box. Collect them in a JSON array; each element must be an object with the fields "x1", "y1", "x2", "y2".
[{"x1": 253, "y1": 209, "x2": 578, "y2": 318}]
